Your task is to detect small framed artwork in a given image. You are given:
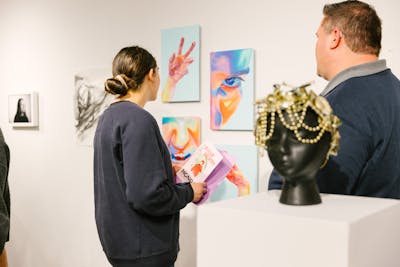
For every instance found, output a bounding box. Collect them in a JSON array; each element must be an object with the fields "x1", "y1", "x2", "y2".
[{"x1": 8, "y1": 92, "x2": 39, "y2": 127}]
